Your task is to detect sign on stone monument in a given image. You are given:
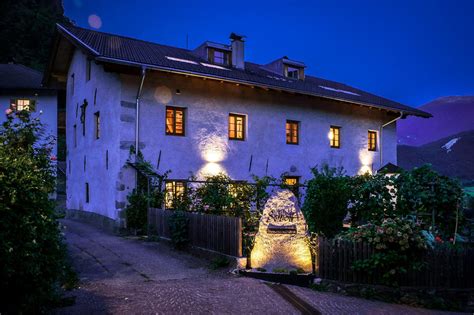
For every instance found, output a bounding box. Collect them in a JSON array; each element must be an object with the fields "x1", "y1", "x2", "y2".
[{"x1": 250, "y1": 190, "x2": 312, "y2": 272}]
